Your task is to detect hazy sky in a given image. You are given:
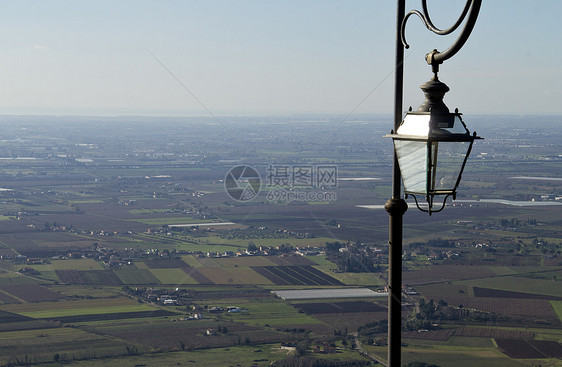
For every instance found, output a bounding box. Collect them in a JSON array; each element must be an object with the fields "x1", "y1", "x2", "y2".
[{"x1": 0, "y1": 0, "x2": 560, "y2": 116}]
